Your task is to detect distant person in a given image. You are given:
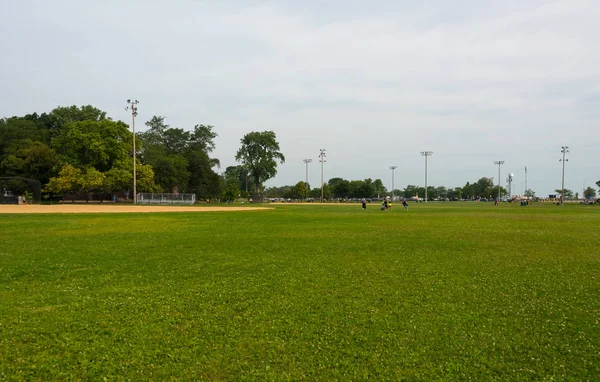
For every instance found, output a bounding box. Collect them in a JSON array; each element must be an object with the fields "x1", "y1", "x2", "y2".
[
  {"x1": 384, "y1": 198, "x2": 388, "y2": 210},
  {"x1": 381, "y1": 201, "x2": 385, "y2": 211},
  {"x1": 361, "y1": 198, "x2": 367, "y2": 210},
  {"x1": 402, "y1": 199, "x2": 408, "y2": 211}
]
